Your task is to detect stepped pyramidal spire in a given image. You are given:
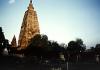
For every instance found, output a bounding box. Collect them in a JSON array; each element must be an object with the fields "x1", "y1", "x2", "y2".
[
  {"x1": 18, "y1": 0, "x2": 40, "y2": 49},
  {"x1": 11, "y1": 35, "x2": 17, "y2": 47}
]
